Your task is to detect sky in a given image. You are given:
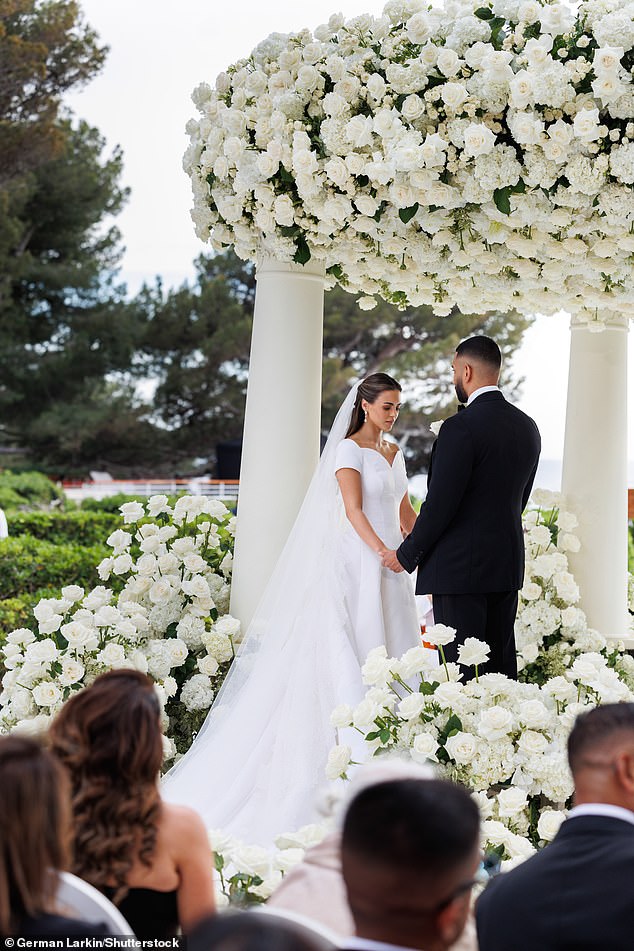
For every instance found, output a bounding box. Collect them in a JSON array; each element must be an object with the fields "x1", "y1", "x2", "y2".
[{"x1": 65, "y1": 0, "x2": 634, "y2": 482}]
